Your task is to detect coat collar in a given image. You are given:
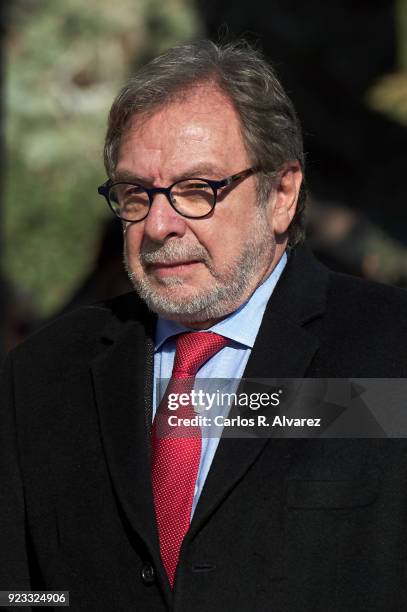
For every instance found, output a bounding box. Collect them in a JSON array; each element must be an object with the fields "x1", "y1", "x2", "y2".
[{"x1": 244, "y1": 244, "x2": 328, "y2": 378}]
